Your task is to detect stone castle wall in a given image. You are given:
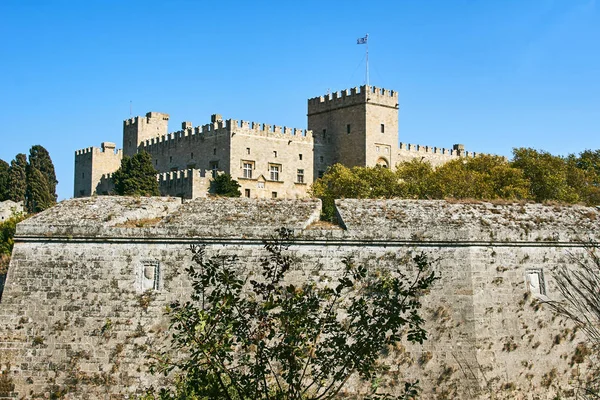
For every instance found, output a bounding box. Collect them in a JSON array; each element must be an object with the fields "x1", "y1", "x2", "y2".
[
  {"x1": 1, "y1": 197, "x2": 599, "y2": 399},
  {"x1": 0, "y1": 200, "x2": 23, "y2": 222},
  {"x1": 75, "y1": 85, "x2": 477, "y2": 199}
]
